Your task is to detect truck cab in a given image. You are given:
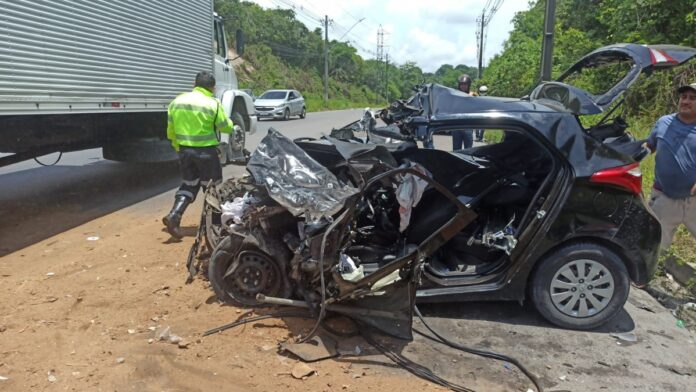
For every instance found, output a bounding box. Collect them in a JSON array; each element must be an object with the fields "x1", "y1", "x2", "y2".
[{"x1": 213, "y1": 15, "x2": 234, "y2": 94}]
